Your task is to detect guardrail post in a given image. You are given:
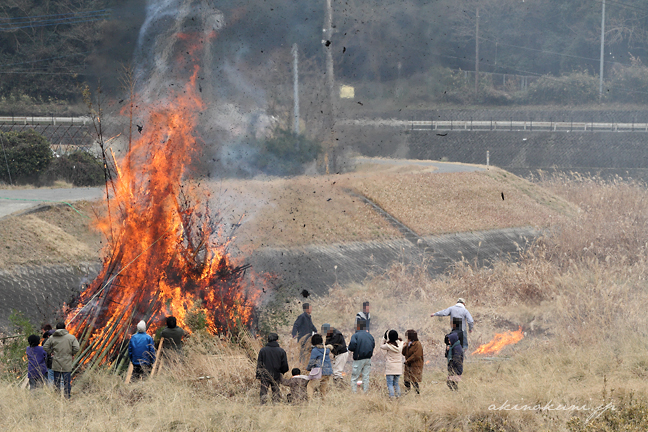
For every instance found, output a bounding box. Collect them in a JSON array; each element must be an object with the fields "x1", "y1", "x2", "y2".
[
  {"x1": 470, "y1": 117, "x2": 473, "y2": 131},
  {"x1": 490, "y1": 117, "x2": 492, "y2": 131},
  {"x1": 451, "y1": 119, "x2": 453, "y2": 131},
  {"x1": 510, "y1": 117, "x2": 512, "y2": 131},
  {"x1": 530, "y1": 118, "x2": 533, "y2": 131}
]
